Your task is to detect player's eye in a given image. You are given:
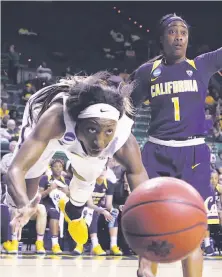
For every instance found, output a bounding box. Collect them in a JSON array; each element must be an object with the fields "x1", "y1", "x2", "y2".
[
  {"x1": 181, "y1": 31, "x2": 187, "y2": 36},
  {"x1": 106, "y1": 129, "x2": 113, "y2": 135},
  {"x1": 169, "y1": 29, "x2": 176, "y2": 34},
  {"x1": 88, "y1": 128, "x2": 97, "y2": 134}
]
